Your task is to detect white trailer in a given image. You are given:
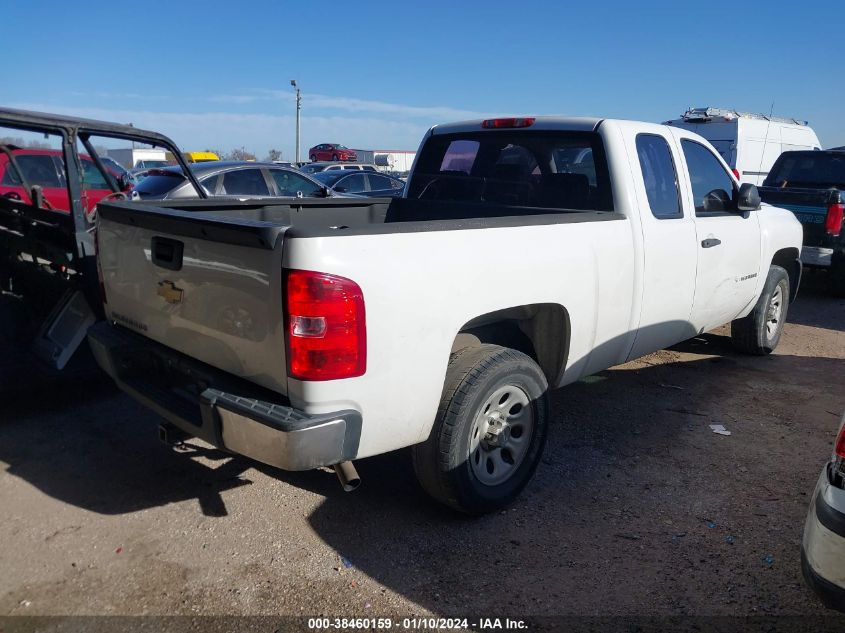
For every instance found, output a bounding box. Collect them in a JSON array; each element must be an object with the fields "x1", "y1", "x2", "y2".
[
  {"x1": 352, "y1": 149, "x2": 416, "y2": 173},
  {"x1": 664, "y1": 107, "x2": 821, "y2": 186},
  {"x1": 107, "y1": 147, "x2": 169, "y2": 170}
]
